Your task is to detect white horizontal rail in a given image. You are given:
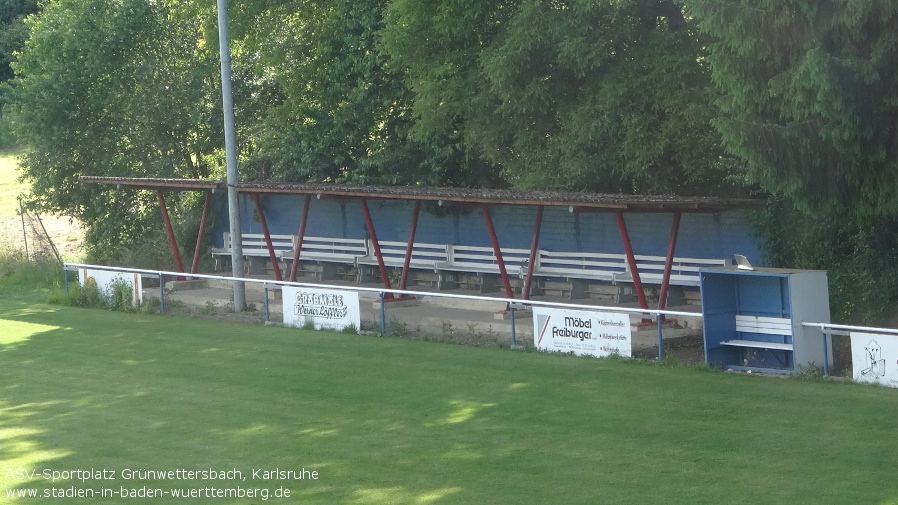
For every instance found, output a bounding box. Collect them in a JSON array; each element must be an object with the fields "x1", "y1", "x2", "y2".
[
  {"x1": 63, "y1": 262, "x2": 701, "y2": 319},
  {"x1": 802, "y1": 321, "x2": 898, "y2": 336}
]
